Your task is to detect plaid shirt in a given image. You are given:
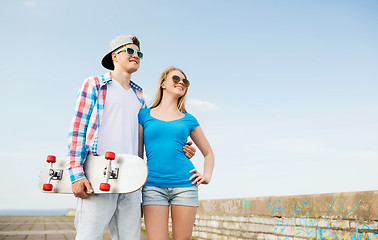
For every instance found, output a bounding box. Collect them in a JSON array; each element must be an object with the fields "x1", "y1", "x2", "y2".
[{"x1": 66, "y1": 72, "x2": 146, "y2": 183}]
